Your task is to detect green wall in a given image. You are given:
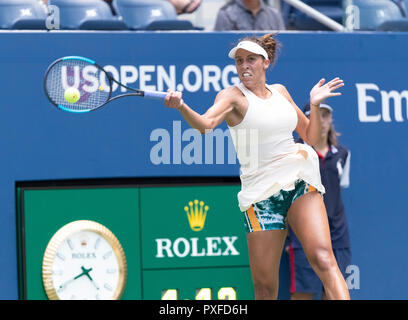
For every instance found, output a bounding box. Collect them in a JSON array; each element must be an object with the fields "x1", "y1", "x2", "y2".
[{"x1": 17, "y1": 183, "x2": 253, "y2": 300}]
